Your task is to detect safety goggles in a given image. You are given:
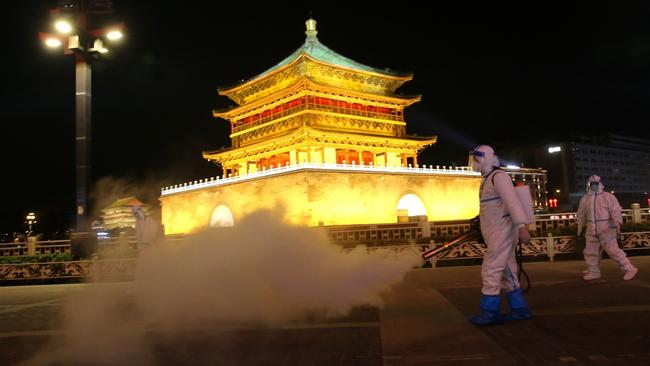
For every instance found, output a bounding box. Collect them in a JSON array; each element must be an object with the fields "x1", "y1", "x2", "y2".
[{"x1": 470, "y1": 150, "x2": 485, "y2": 157}]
